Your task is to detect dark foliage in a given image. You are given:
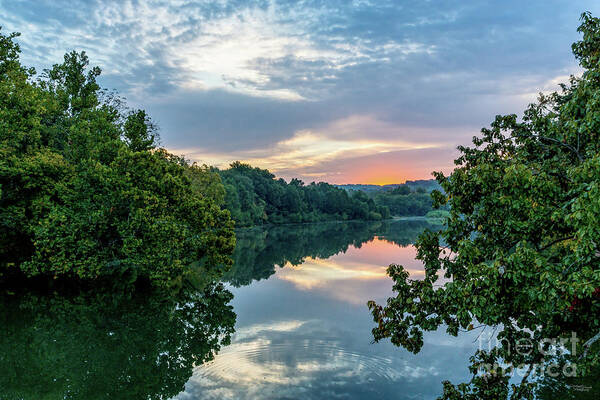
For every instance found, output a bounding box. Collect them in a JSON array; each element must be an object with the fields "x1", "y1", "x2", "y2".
[
  {"x1": 0, "y1": 29, "x2": 235, "y2": 286},
  {"x1": 218, "y1": 162, "x2": 390, "y2": 227},
  {"x1": 369, "y1": 13, "x2": 600, "y2": 399}
]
